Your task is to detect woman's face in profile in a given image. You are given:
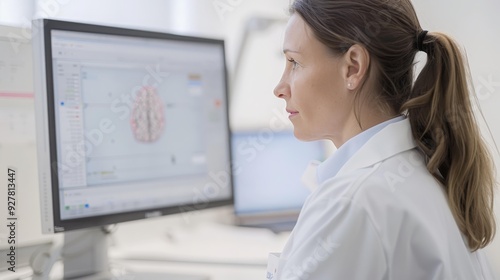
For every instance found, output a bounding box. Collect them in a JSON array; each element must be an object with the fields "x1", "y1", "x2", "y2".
[{"x1": 274, "y1": 14, "x2": 355, "y2": 143}]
